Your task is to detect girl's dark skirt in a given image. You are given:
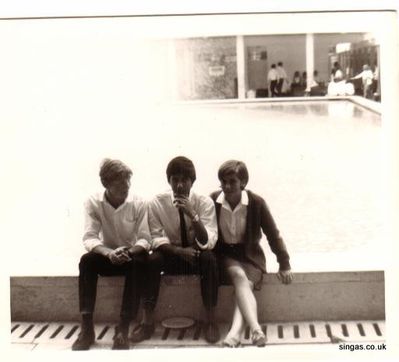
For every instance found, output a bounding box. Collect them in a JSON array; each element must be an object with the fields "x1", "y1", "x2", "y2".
[{"x1": 218, "y1": 242, "x2": 264, "y2": 290}]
